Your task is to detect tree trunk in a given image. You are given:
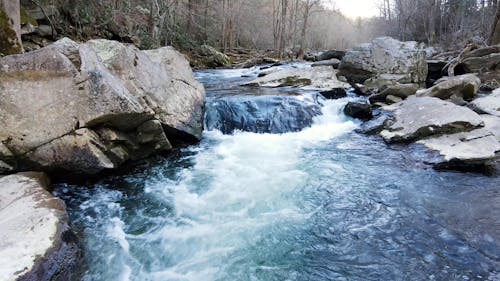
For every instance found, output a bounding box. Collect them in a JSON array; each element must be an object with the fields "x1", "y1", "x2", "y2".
[
  {"x1": 298, "y1": 1, "x2": 310, "y2": 60},
  {"x1": 490, "y1": 2, "x2": 500, "y2": 45},
  {"x1": 149, "y1": 0, "x2": 160, "y2": 48},
  {"x1": 279, "y1": 0, "x2": 288, "y2": 59},
  {"x1": 0, "y1": 0, "x2": 23, "y2": 56}
]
